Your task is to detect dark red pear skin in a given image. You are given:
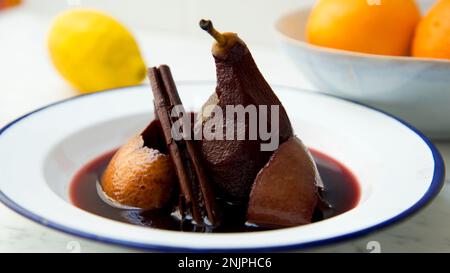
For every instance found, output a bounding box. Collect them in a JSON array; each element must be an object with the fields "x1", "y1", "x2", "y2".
[
  {"x1": 200, "y1": 38, "x2": 293, "y2": 203},
  {"x1": 247, "y1": 137, "x2": 320, "y2": 227}
]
